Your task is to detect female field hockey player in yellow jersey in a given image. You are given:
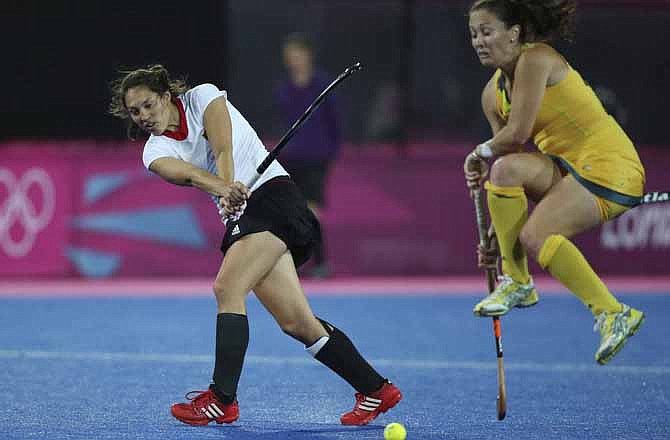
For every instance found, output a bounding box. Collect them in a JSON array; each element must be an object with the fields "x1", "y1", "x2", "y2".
[{"x1": 463, "y1": 0, "x2": 645, "y2": 365}]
